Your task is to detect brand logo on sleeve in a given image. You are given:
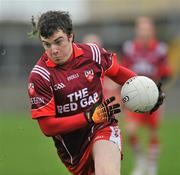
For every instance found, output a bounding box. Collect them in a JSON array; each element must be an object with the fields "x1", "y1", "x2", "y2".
[
  {"x1": 30, "y1": 97, "x2": 45, "y2": 105},
  {"x1": 84, "y1": 69, "x2": 94, "y2": 82}
]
